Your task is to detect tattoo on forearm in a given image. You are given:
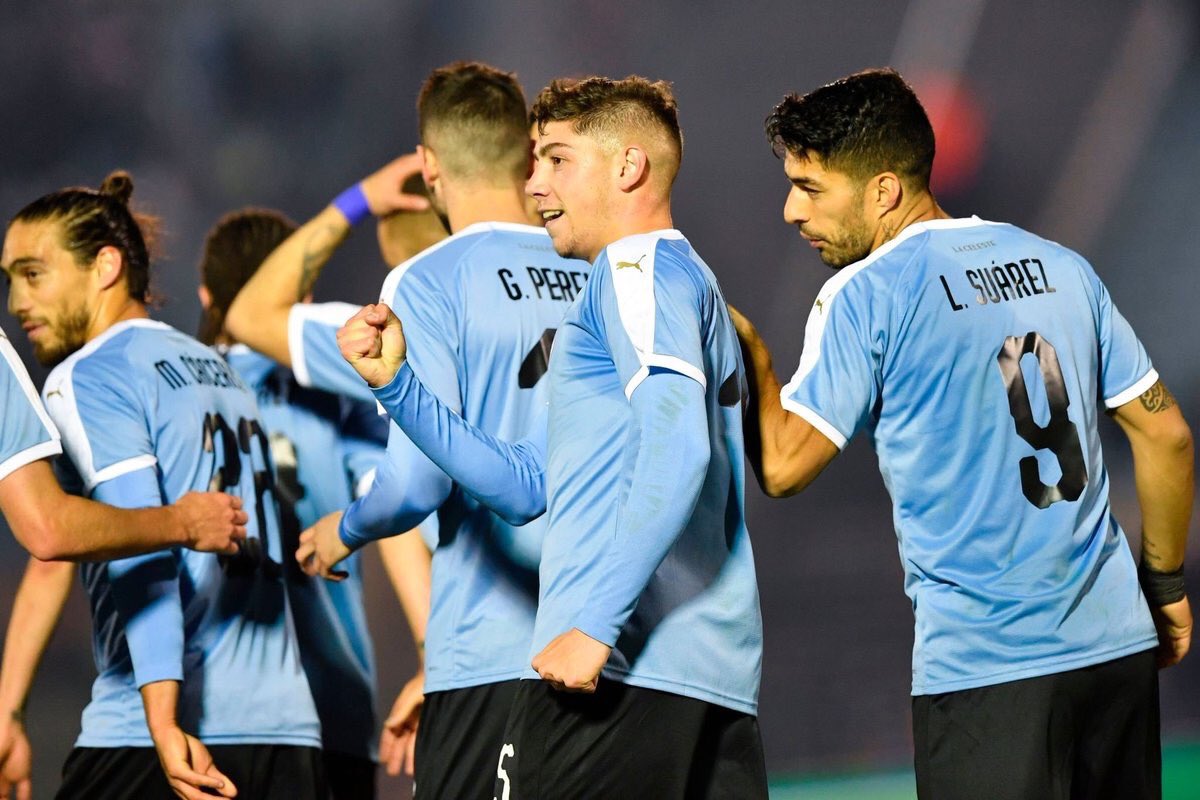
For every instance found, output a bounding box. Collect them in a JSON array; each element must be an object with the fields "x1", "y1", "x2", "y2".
[
  {"x1": 297, "y1": 224, "x2": 348, "y2": 298},
  {"x1": 1138, "y1": 382, "x2": 1177, "y2": 414}
]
